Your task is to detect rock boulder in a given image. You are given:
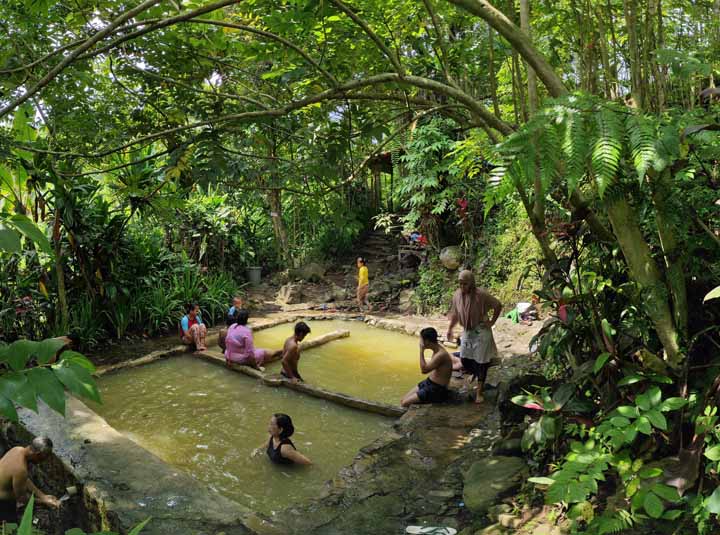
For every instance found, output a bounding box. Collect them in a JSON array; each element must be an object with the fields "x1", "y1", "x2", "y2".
[
  {"x1": 440, "y1": 246, "x2": 463, "y2": 270},
  {"x1": 462, "y1": 456, "x2": 527, "y2": 513},
  {"x1": 277, "y1": 283, "x2": 304, "y2": 305}
]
